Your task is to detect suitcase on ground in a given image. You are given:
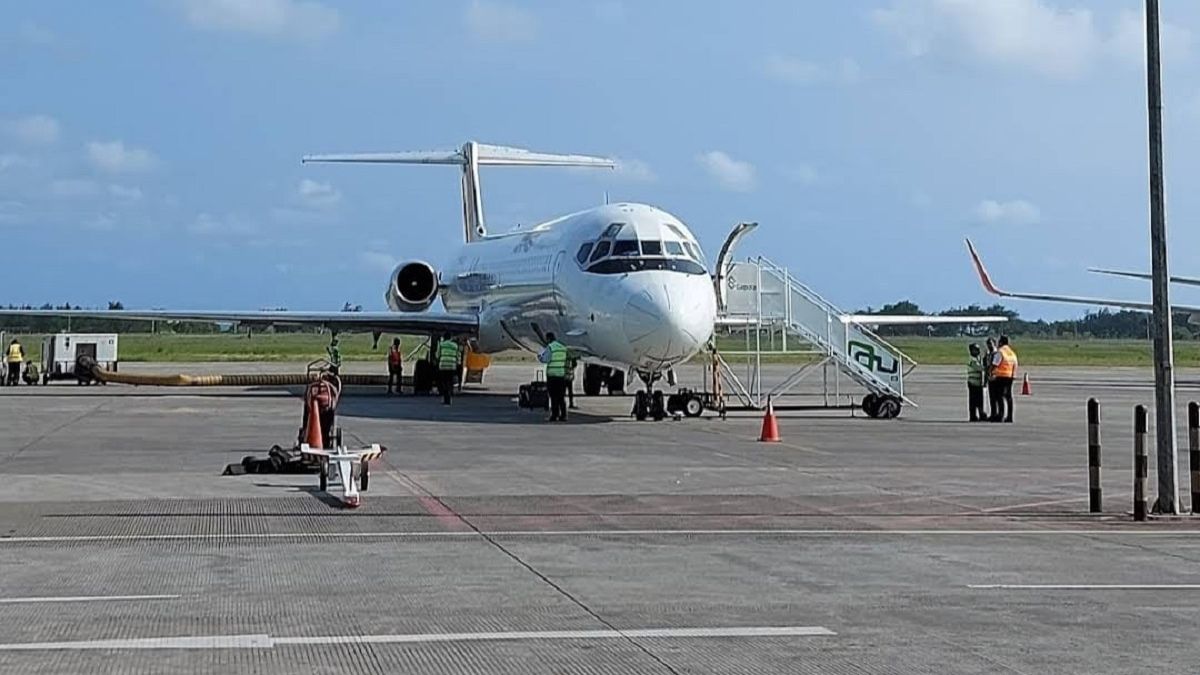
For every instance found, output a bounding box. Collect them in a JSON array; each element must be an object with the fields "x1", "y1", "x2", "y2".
[{"x1": 518, "y1": 371, "x2": 549, "y2": 410}]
